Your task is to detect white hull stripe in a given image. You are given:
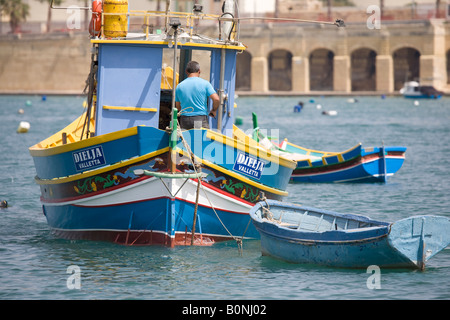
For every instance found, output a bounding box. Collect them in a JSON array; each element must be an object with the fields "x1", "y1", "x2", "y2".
[
  {"x1": 42, "y1": 177, "x2": 253, "y2": 214},
  {"x1": 293, "y1": 156, "x2": 400, "y2": 178}
]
